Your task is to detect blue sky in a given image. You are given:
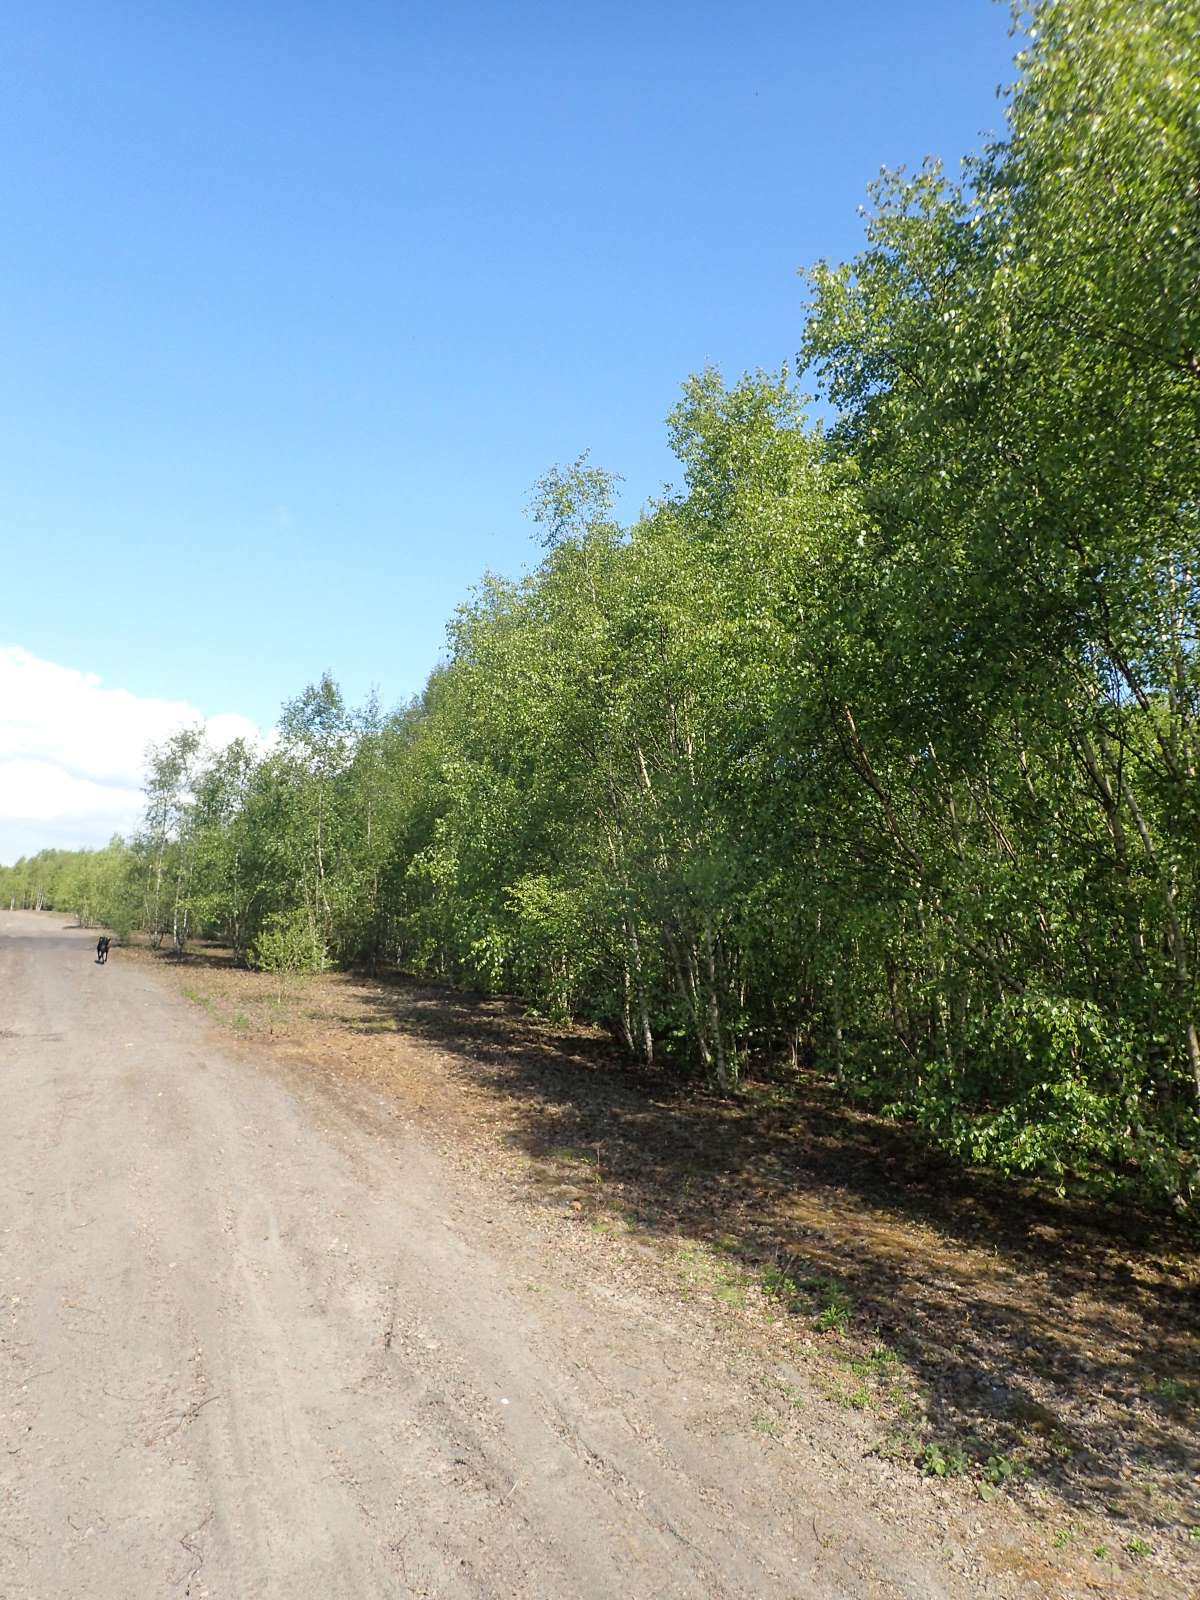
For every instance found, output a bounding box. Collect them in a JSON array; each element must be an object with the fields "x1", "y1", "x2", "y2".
[{"x1": 0, "y1": 1, "x2": 1019, "y2": 856}]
